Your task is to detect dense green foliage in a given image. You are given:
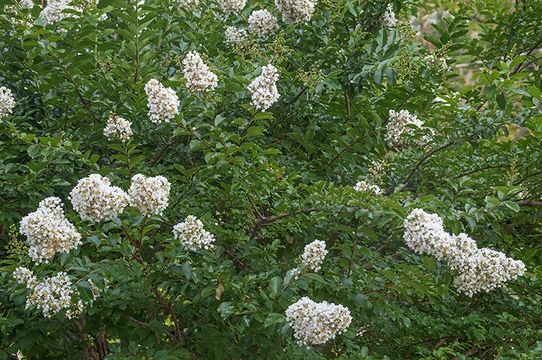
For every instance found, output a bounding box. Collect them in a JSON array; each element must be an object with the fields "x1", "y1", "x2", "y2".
[{"x1": 1, "y1": 0, "x2": 541, "y2": 358}]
